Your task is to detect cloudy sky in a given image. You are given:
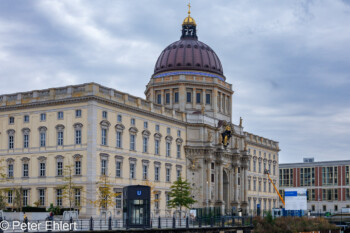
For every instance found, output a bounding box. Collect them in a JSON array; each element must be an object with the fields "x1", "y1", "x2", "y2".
[{"x1": 0, "y1": 0, "x2": 350, "y2": 163}]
